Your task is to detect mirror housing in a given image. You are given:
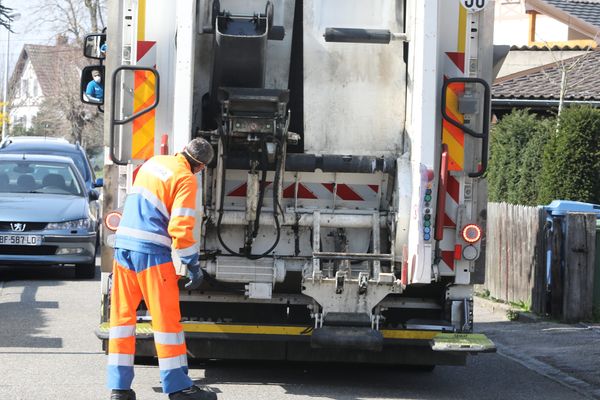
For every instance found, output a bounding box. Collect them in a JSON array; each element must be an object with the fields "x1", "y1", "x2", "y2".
[
  {"x1": 94, "y1": 178, "x2": 104, "y2": 188},
  {"x1": 84, "y1": 34, "x2": 107, "y2": 60},
  {"x1": 89, "y1": 189, "x2": 100, "y2": 201},
  {"x1": 80, "y1": 65, "x2": 105, "y2": 106}
]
